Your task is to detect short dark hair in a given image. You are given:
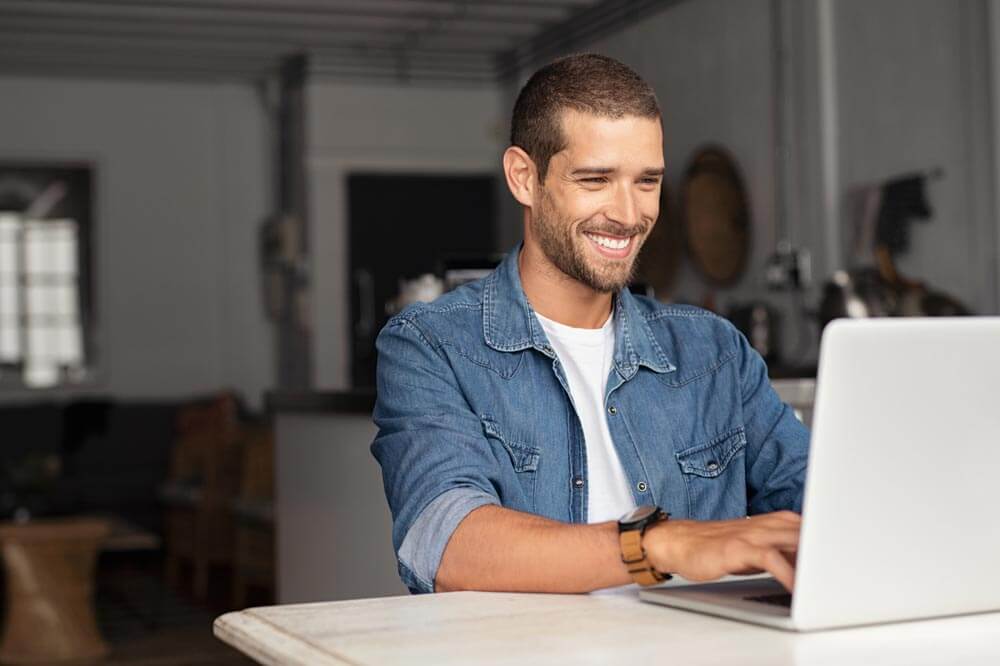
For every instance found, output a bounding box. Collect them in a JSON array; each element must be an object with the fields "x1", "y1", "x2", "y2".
[{"x1": 510, "y1": 53, "x2": 661, "y2": 182}]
